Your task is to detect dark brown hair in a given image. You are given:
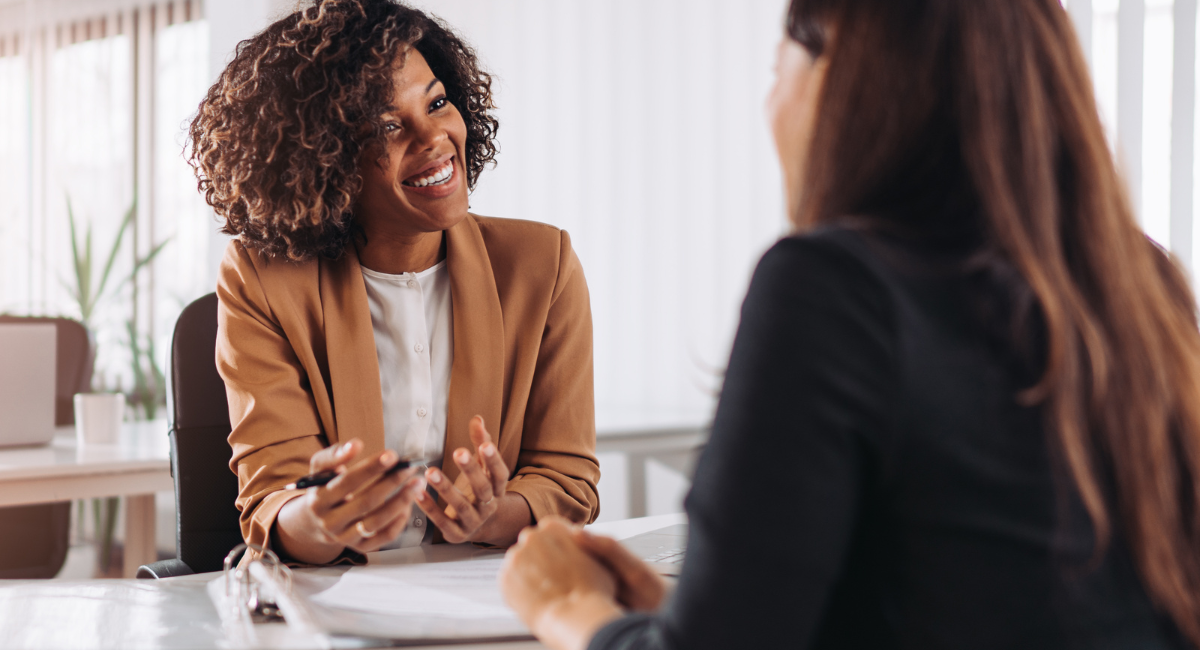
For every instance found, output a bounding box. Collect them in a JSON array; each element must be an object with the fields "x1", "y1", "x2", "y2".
[
  {"x1": 788, "y1": 0, "x2": 1200, "y2": 642},
  {"x1": 188, "y1": 0, "x2": 498, "y2": 261}
]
